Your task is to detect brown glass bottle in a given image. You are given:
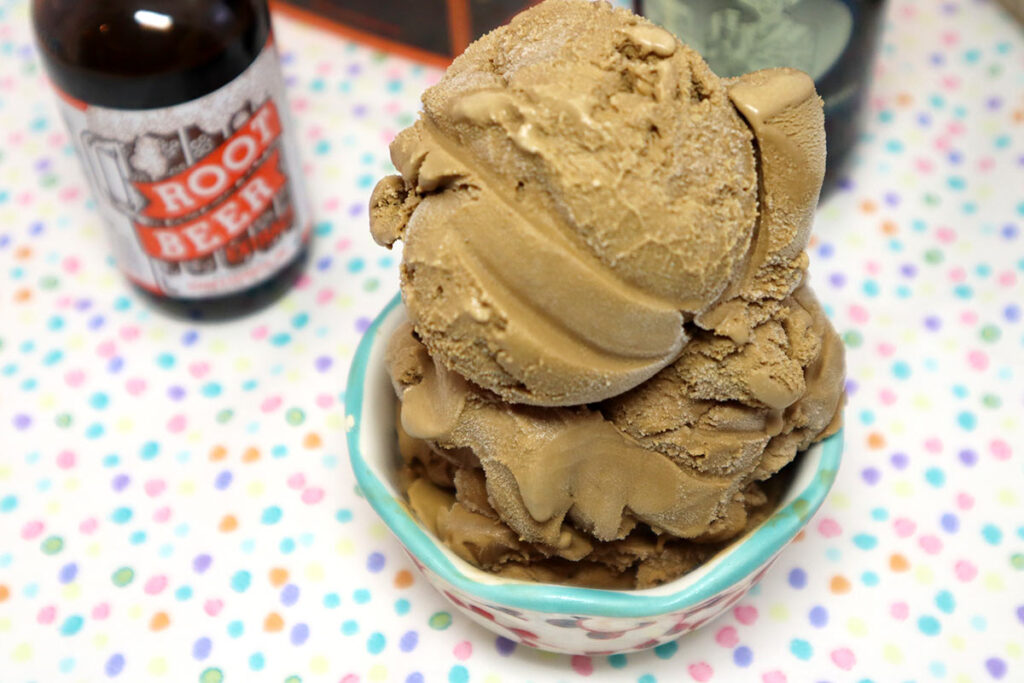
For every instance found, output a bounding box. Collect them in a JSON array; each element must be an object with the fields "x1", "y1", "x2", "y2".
[{"x1": 33, "y1": 0, "x2": 310, "y2": 319}]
